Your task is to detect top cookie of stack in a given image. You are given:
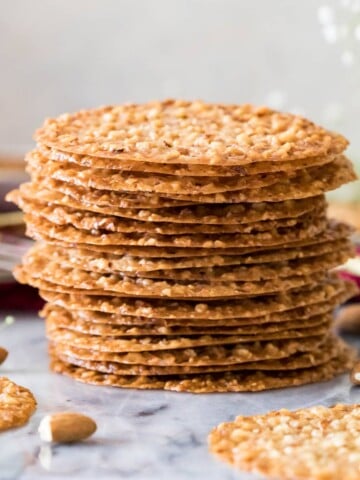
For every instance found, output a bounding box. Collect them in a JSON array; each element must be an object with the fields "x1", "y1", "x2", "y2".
[{"x1": 8, "y1": 100, "x2": 358, "y2": 393}]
